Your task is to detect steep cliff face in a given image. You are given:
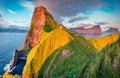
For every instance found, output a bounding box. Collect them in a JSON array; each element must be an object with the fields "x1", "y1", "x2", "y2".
[
  {"x1": 70, "y1": 25, "x2": 103, "y2": 35},
  {"x1": 22, "y1": 6, "x2": 60, "y2": 50}
]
